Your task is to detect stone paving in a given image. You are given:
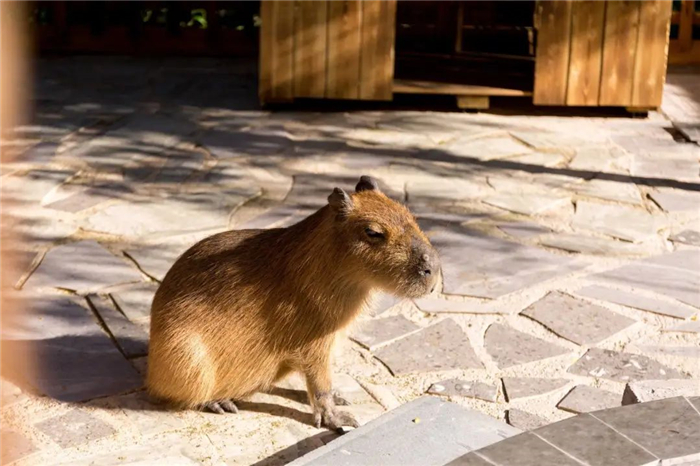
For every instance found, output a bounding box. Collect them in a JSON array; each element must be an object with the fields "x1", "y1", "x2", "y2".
[{"x1": 1, "y1": 58, "x2": 699, "y2": 465}]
